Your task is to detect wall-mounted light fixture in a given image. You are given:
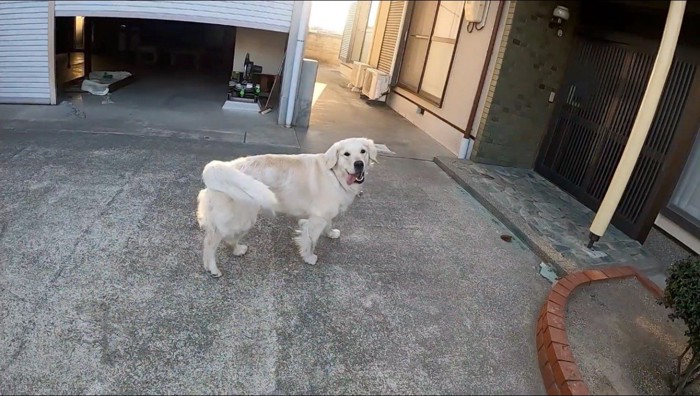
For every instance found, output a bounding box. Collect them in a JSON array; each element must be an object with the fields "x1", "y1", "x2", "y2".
[{"x1": 549, "y1": 5, "x2": 570, "y2": 37}]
